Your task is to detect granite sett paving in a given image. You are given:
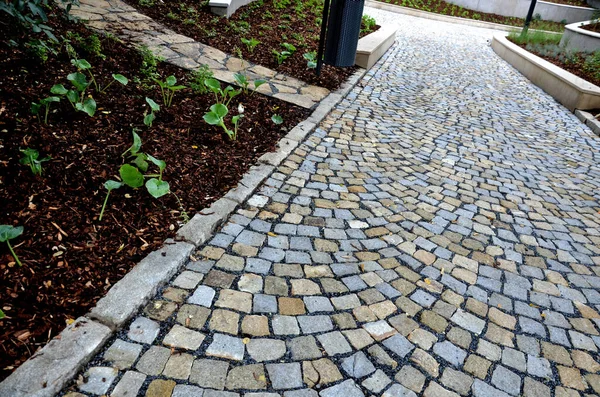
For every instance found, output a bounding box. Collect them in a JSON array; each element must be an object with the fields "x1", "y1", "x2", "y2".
[{"x1": 57, "y1": 6, "x2": 600, "y2": 397}]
